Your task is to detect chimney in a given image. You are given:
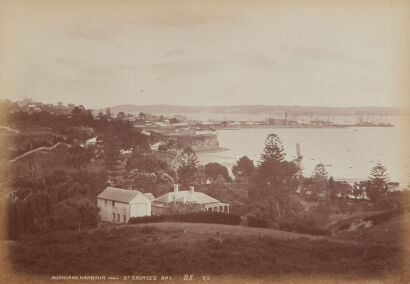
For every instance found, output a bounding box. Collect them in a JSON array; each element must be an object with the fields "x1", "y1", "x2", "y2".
[
  {"x1": 174, "y1": 184, "x2": 179, "y2": 193},
  {"x1": 190, "y1": 185, "x2": 194, "y2": 193}
]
